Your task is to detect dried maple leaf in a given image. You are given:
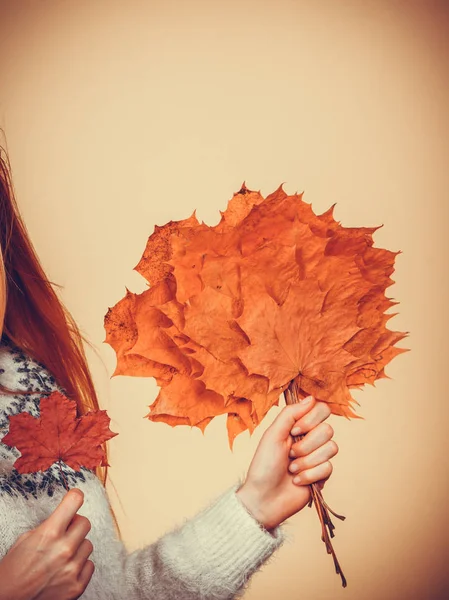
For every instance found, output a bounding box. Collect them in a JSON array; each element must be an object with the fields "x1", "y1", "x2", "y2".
[
  {"x1": 104, "y1": 183, "x2": 408, "y2": 449},
  {"x1": 2, "y1": 391, "x2": 118, "y2": 474}
]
